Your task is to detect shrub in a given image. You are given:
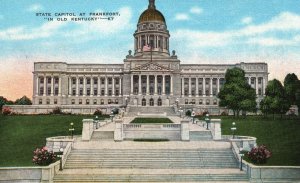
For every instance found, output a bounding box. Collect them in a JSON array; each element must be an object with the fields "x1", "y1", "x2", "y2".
[
  {"x1": 52, "y1": 107, "x2": 62, "y2": 114},
  {"x1": 220, "y1": 111, "x2": 228, "y2": 116},
  {"x1": 246, "y1": 145, "x2": 272, "y2": 164},
  {"x1": 32, "y1": 146, "x2": 56, "y2": 166},
  {"x1": 185, "y1": 110, "x2": 191, "y2": 116},
  {"x1": 2, "y1": 106, "x2": 11, "y2": 115},
  {"x1": 94, "y1": 109, "x2": 102, "y2": 116},
  {"x1": 202, "y1": 111, "x2": 209, "y2": 116}
]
